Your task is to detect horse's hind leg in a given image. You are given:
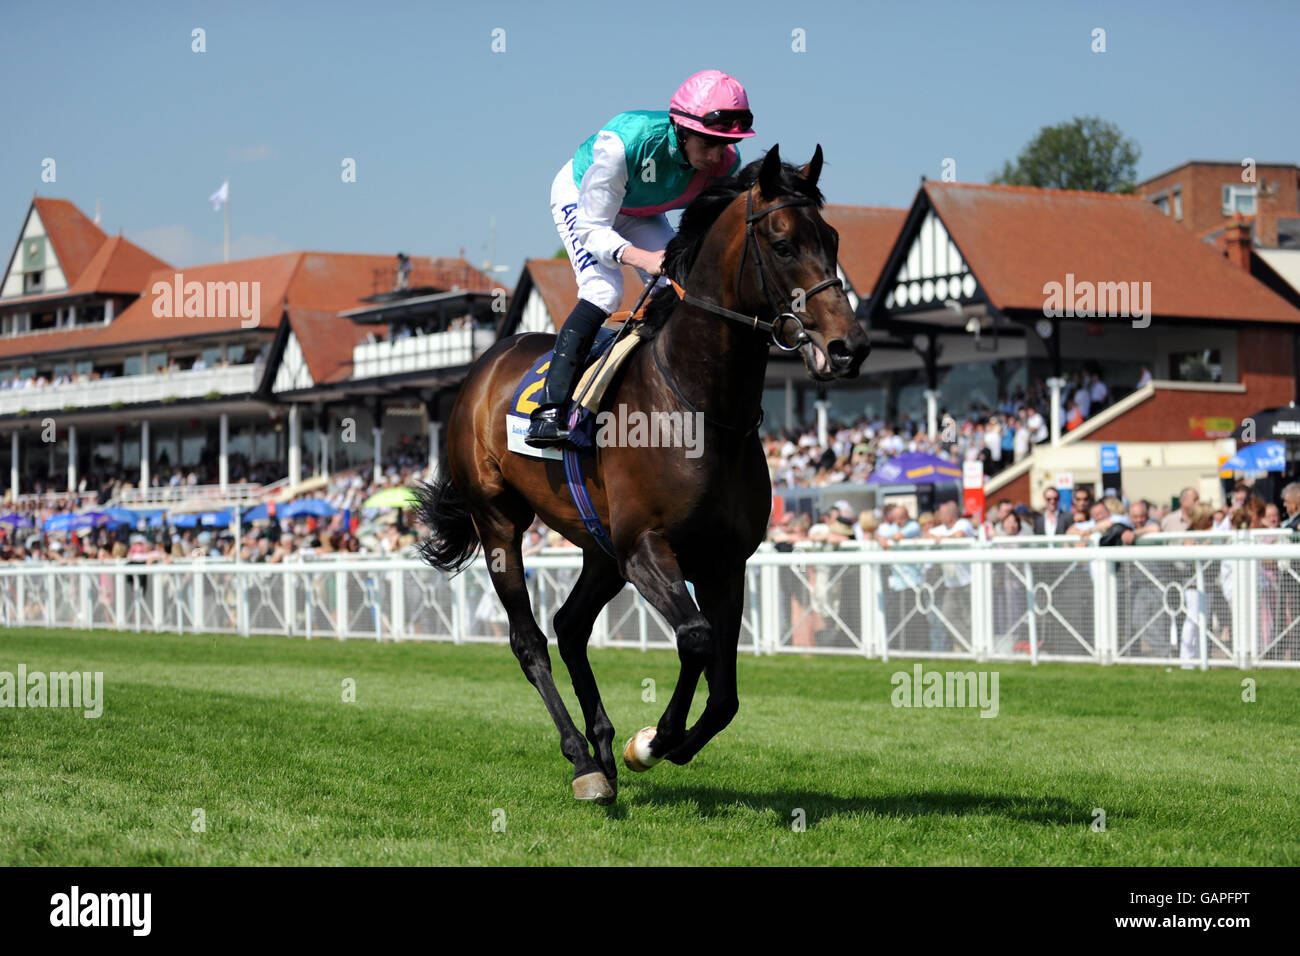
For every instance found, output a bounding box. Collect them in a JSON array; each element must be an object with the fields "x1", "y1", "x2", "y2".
[
  {"x1": 477, "y1": 498, "x2": 613, "y2": 804},
  {"x1": 554, "y1": 554, "x2": 626, "y2": 789}
]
